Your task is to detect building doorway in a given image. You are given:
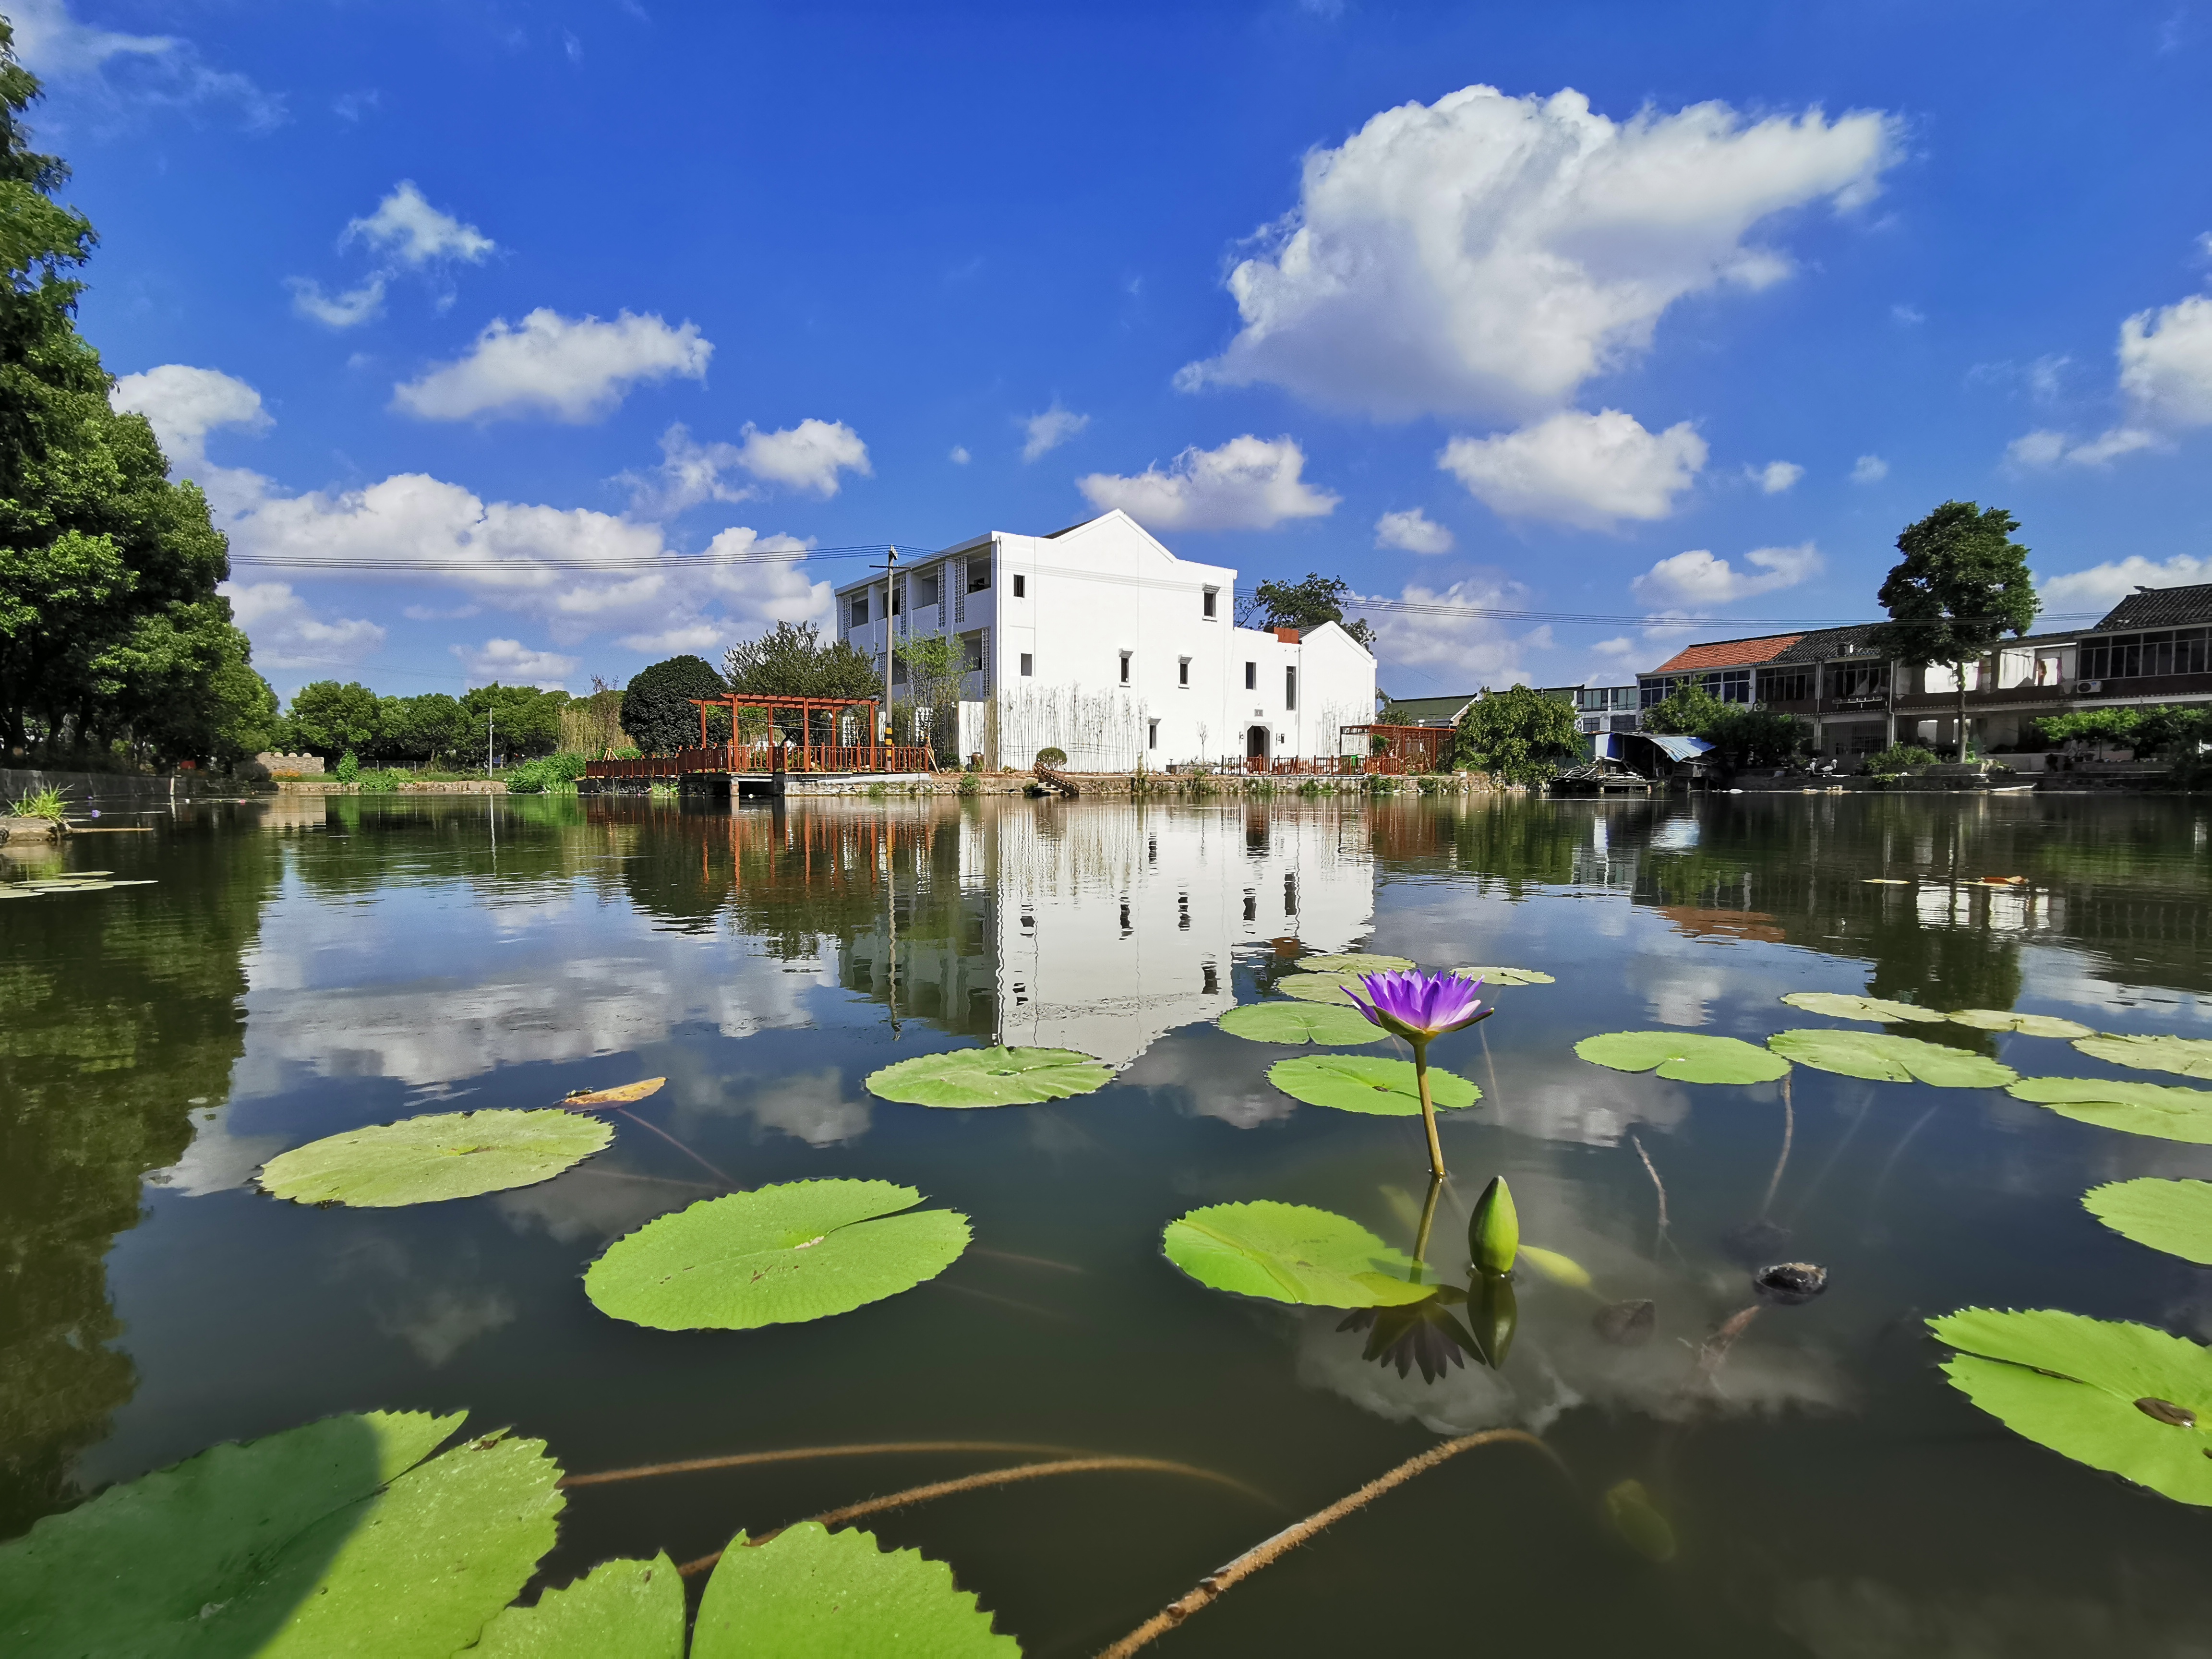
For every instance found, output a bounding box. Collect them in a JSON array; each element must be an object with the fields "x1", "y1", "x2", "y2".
[{"x1": 1246, "y1": 725, "x2": 1270, "y2": 765}]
